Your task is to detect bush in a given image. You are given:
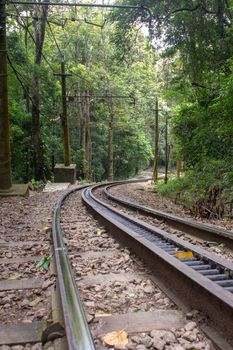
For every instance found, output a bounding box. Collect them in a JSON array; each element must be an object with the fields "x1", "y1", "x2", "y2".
[{"x1": 157, "y1": 162, "x2": 233, "y2": 219}]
